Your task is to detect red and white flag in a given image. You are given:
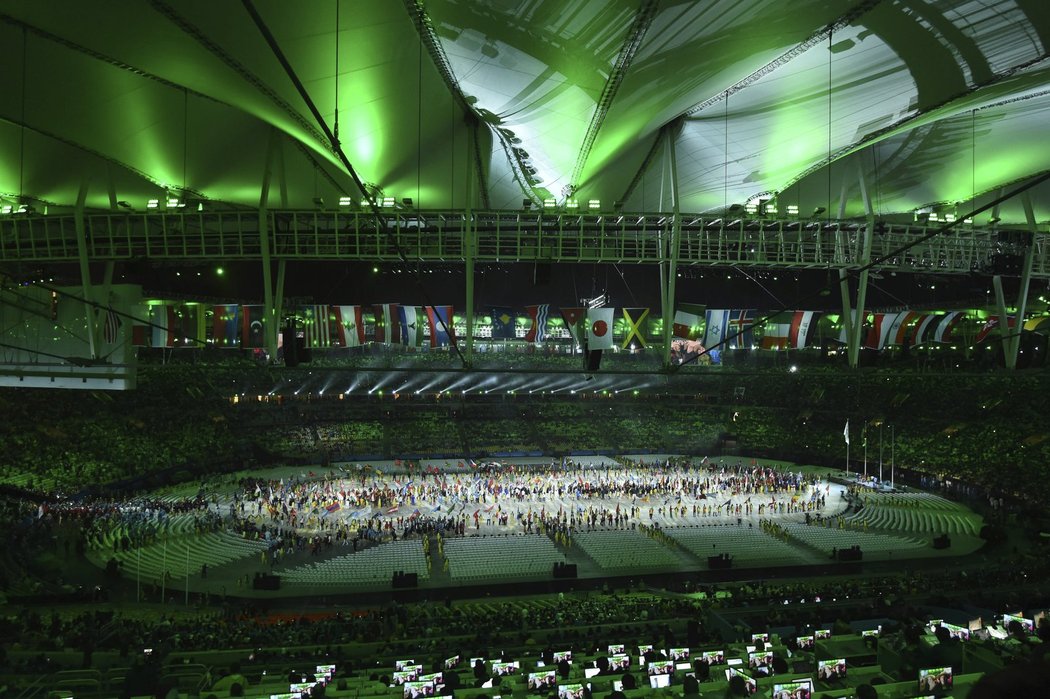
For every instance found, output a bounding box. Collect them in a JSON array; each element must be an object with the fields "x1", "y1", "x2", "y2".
[{"x1": 586, "y1": 307, "x2": 615, "y2": 350}]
